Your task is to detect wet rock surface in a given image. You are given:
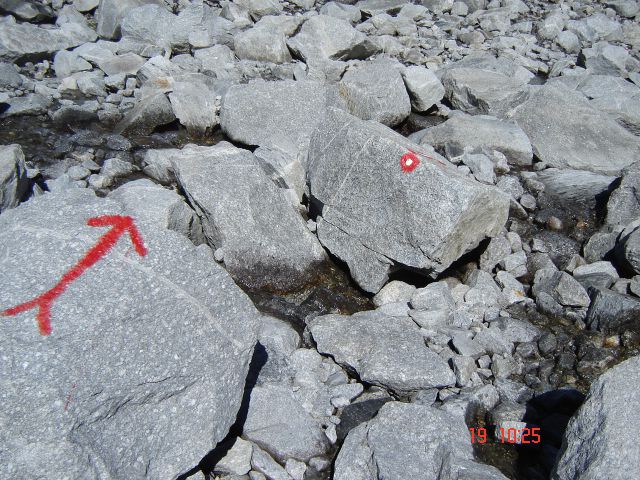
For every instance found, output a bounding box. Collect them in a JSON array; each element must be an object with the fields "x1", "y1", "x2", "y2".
[{"x1": 1, "y1": 0, "x2": 640, "y2": 479}]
